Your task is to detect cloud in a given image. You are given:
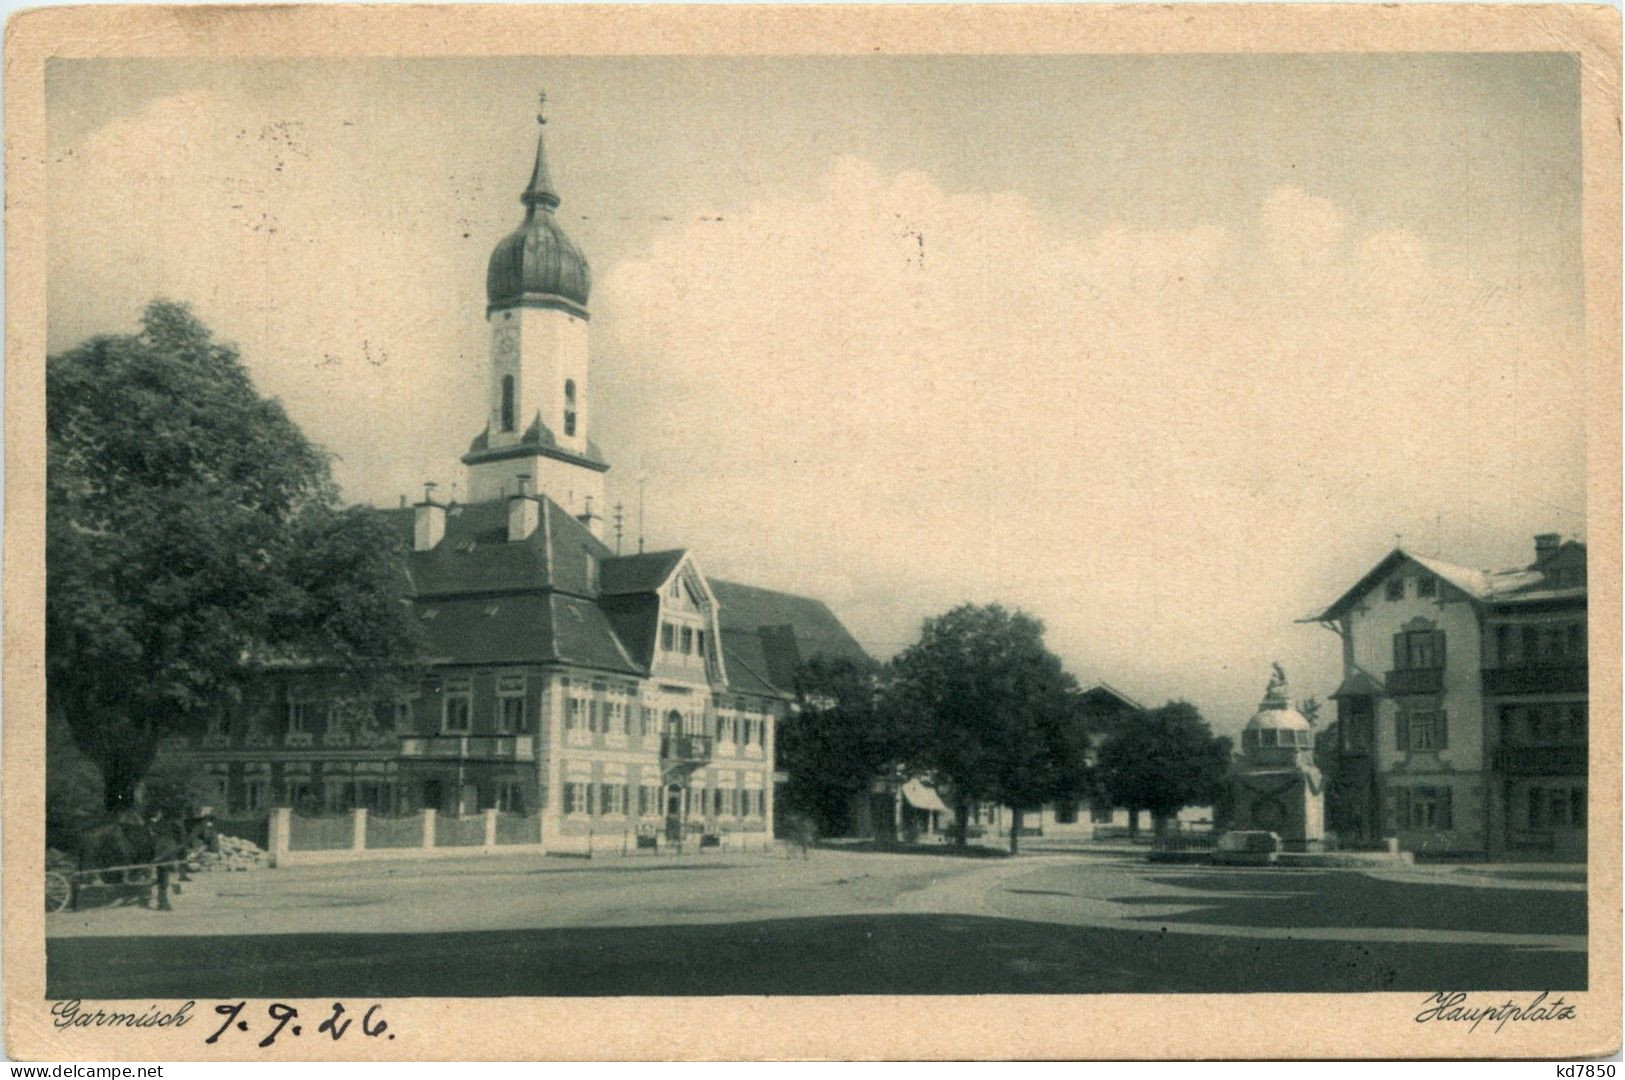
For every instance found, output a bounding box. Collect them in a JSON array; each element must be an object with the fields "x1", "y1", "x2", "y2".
[
  {"x1": 49, "y1": 95, "x2": 1585, "y2": 730},
  {"x1": 596, "y1": 167, "x2": 1585, "y2": 725}
]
